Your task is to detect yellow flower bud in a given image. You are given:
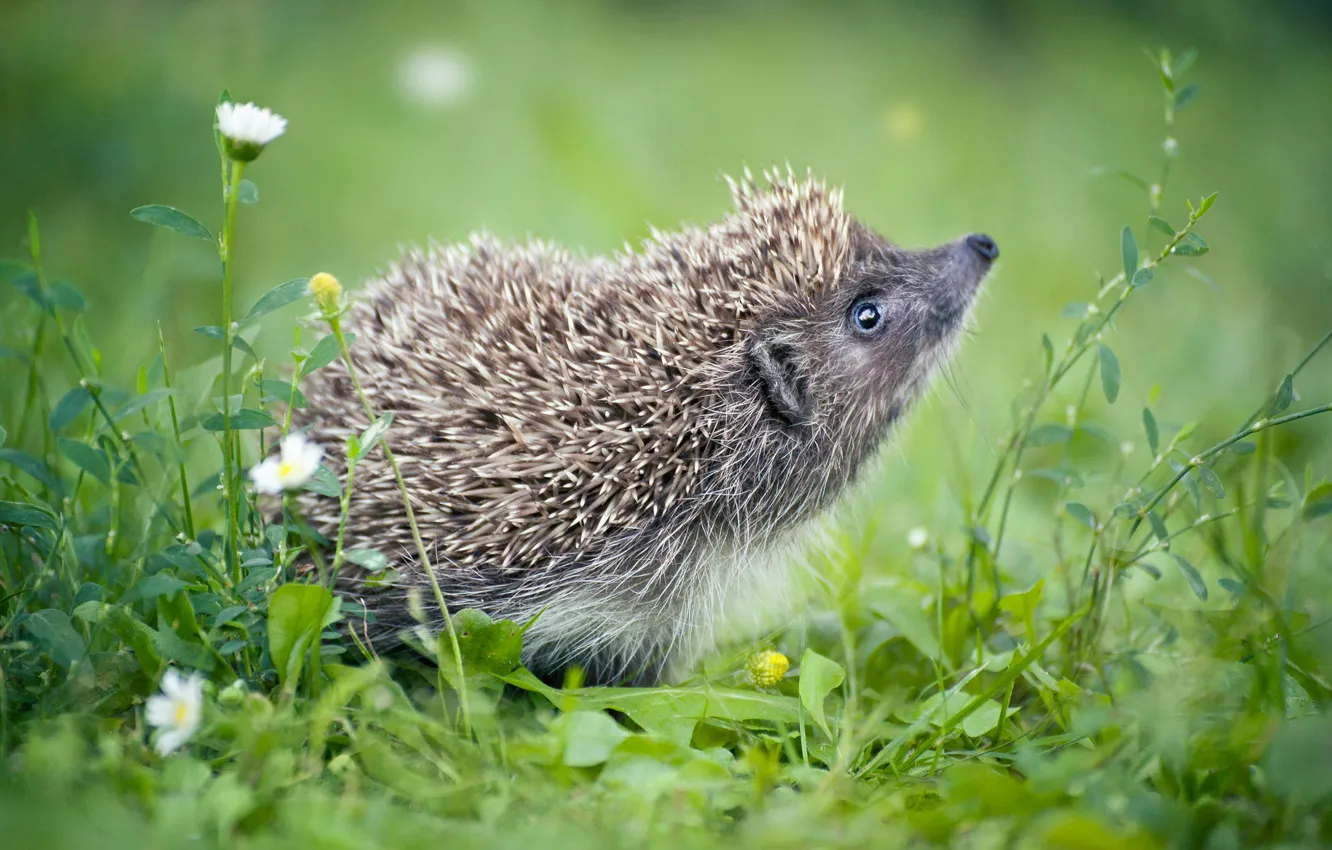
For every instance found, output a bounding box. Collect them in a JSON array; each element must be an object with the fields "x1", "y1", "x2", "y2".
[
  {"x1": 309, "y1": 272, "x2": 342, "y2": 313},
  {"x1": 746, "y1": 650, "x2": 790, "y2": 688}
]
